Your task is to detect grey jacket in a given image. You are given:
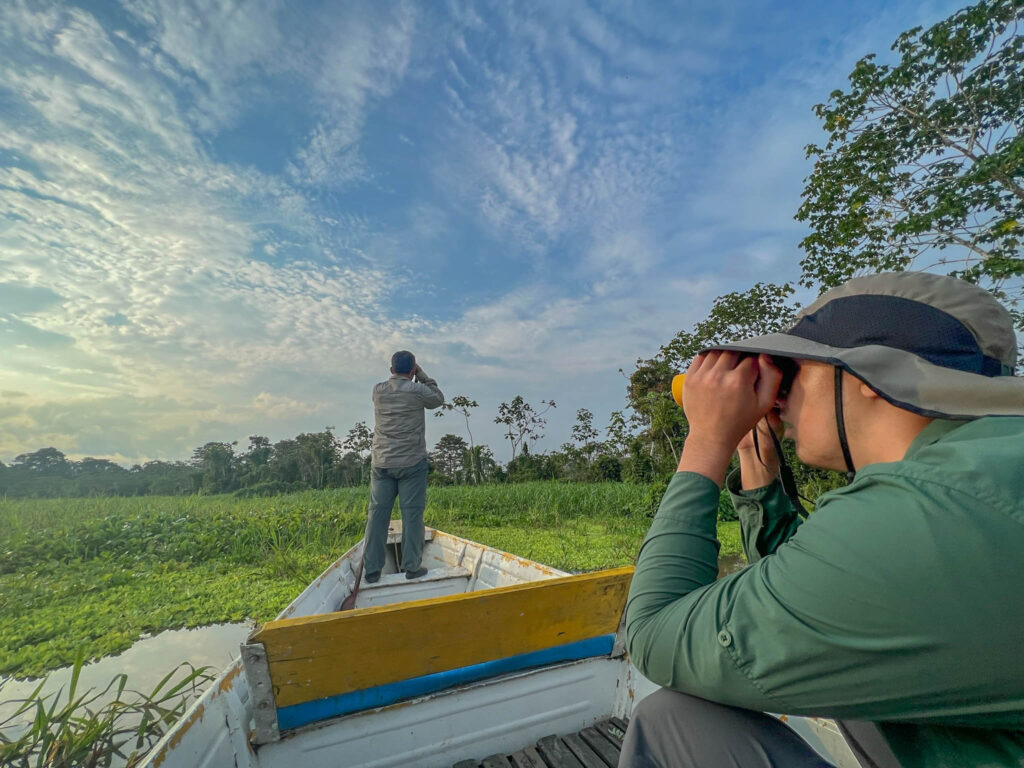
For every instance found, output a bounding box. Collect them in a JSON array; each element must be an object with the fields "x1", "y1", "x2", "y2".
[{"x1": 370, "y1": 371, "x2": 445, "y2": 468}]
